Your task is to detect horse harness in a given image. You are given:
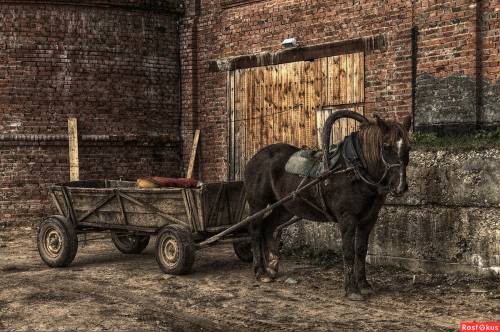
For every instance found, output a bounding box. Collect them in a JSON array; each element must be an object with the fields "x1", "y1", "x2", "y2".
[
  {"x1": 292, "y1": 132, "x2": 402, "y2": 222},
  {"x1": 342, "y1": 132, "x2": 403, "y2": 192}
]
